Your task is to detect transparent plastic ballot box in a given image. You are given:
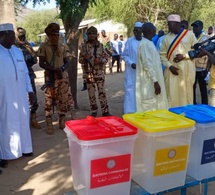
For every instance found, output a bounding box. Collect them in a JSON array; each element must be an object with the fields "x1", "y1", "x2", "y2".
[
  {"x1": 123, "y1": 110, "x2": 195, "y2": 194},
  {"x1": 169, "y1": 104, "x2": 215, "y2": 180},
  {"x1": 64, "y1": 116, "x2": 138, "y2": 195}
]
